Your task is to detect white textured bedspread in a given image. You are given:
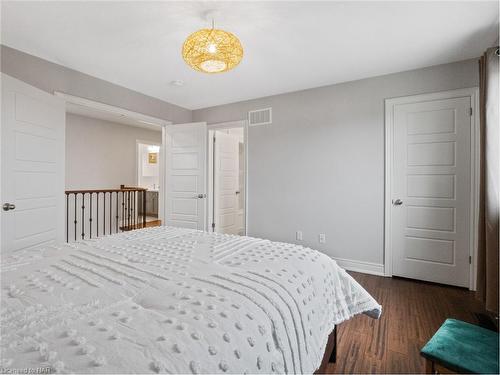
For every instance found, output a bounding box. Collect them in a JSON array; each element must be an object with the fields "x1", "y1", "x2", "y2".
[{"x1": 1, "y1": 227, "x2": 381, "y2": 374}]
